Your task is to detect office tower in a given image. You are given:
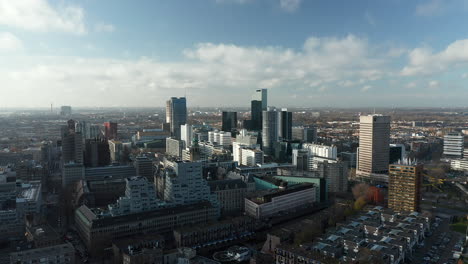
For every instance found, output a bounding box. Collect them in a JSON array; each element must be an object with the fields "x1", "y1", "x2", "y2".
[
  {"x1": 357, "y1": 115, "x2": 391, "y2": 175},
  {"x1": 389, "y1": 144, "x2": 406, "y2": 164},
  {"x1": 316, "y1": 161, "x2": 349, "y2": 193},
  {"x1": 278, "y1": 108, "x2": 292, "y2": 140},
  {"x1": 262, "y1": 108, "x2": 279, "y2": 155},
  {"x1": 60, "y1": 106, "x2": 72, "y2": 116},
  {"x1": 208, "y1": 130, "x2": 232, "y2": 147},
  {"x1": 62, "y1": 163, "x2": 84, "y2": 187},
  {"x1": 292, "y1": 126, "x2": 317, "y2": 143},
  {"x1": 166, "y1": 138, "x2": 183, "y2": 158},
  {"x1": 241, "y1": 148, "x2": 264, "y2": 166},
  {"x1": 104, "y1": 122, "x2": 118, "y2": 140},
  {"x1": 67, "y1": 119, "x2": 76, "y2": 132},
  {"x1": 253, "y1": 89, "x2": 268, "y2": 111},
  {"x1": 168, "y1": 97, "x2": 187, "y2": 139},
  {"x1": 84, "y1": 138, "x2": 110, "y2": 167},
  {"x1": 62, "y1": 131, "x2": 83, "y2": 164},
  {"x1": 292, "y1": 149, "x2": 309, "y2": 171},
  {"x1": 165, "y1": 100, "x2": 172, "y2": 124},
  {"x1": 251, "y1": 100, "x2": 263, "y2": 131},
  {"x1": 108, "y1": 140, "x2": 131, "y2": 163},
  {"x1": 388, "y1": 163, "x2": 422, "y2": 212},
  {"x1": 134, "y1": 156, "x2": 153, "y2": 181},
  {"x1": 222, "y1": 112, "x2": 237, "y2": 133},
  {"x1": 443, "y1": 132, "x2": 464, "y2": 158},
  {"x1": 180, "y1": 124, "x2": 193, "y2": 148}
]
